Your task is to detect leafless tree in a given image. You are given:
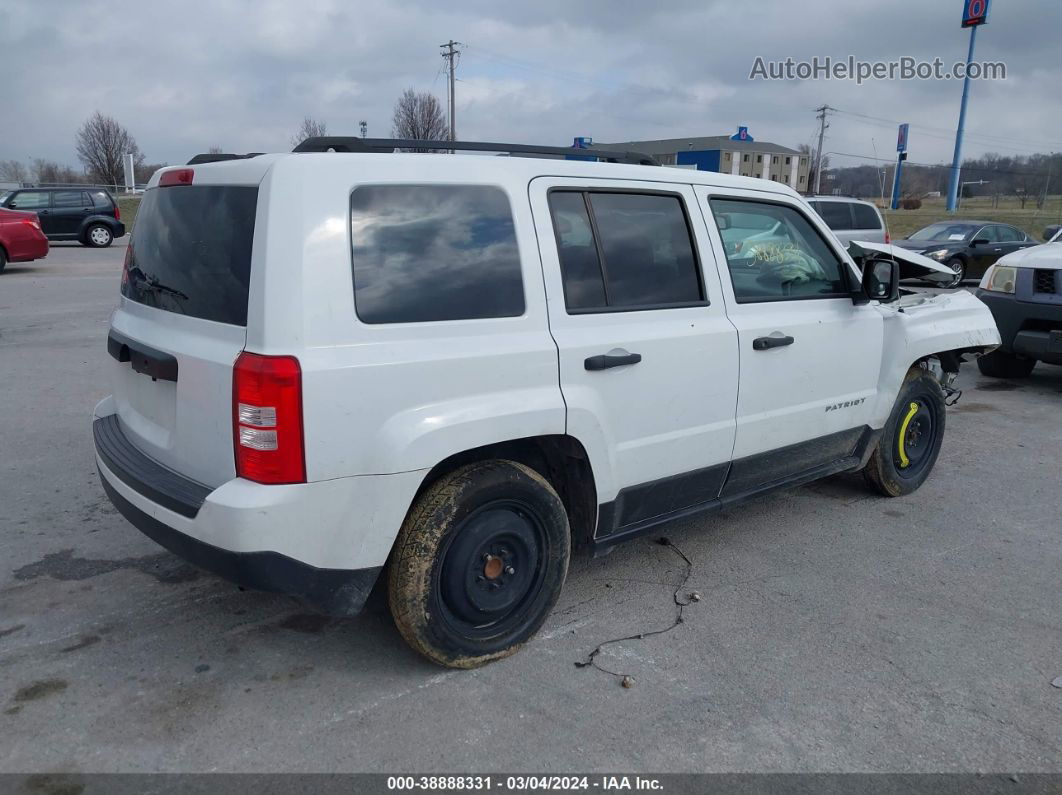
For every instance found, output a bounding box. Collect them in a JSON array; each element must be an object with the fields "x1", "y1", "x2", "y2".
[
  {"x1": 75, "y1": 112, "x2": 144, "y2": 186},
  {"x1": 31, "y1": 158, "x2": 85, "y2": 184},
  {"x1": 0, "y1": 159, "x2": 28, "y2": 182},
  {"x1": 291, "y1": 117, "x2": 327, "y2": 148},
  {"x1": 135, "y1": 163, "x2": 168, "y2": 184},
  {"x1": 391, "y1": 88, "x2": 448, "y2": 149}
]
